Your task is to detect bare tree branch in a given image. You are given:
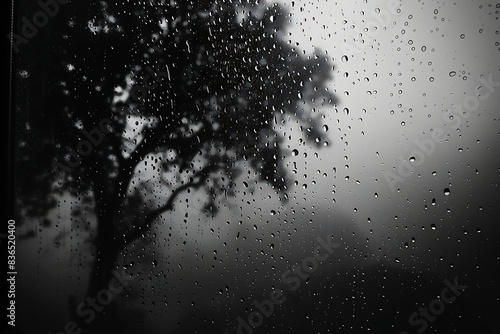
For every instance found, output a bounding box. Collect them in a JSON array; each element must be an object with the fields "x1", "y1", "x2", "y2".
[
  {"x1": 128, "y1": 122, "x2": 209, "y2": 169},
  {"x1": 120, "y1": 163, "x2": 221, "y2": 247},
  {"x1": 114, "y1": 123, "x2": 211, "y2": 202}
]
